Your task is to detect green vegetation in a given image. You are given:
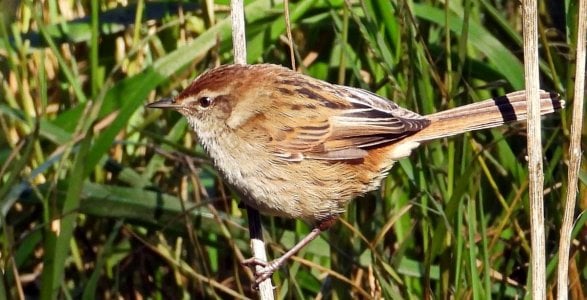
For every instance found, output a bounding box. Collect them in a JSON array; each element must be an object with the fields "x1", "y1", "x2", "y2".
[{"x1": 0, "y1": 0, "x2": 584, "y2": 298}]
